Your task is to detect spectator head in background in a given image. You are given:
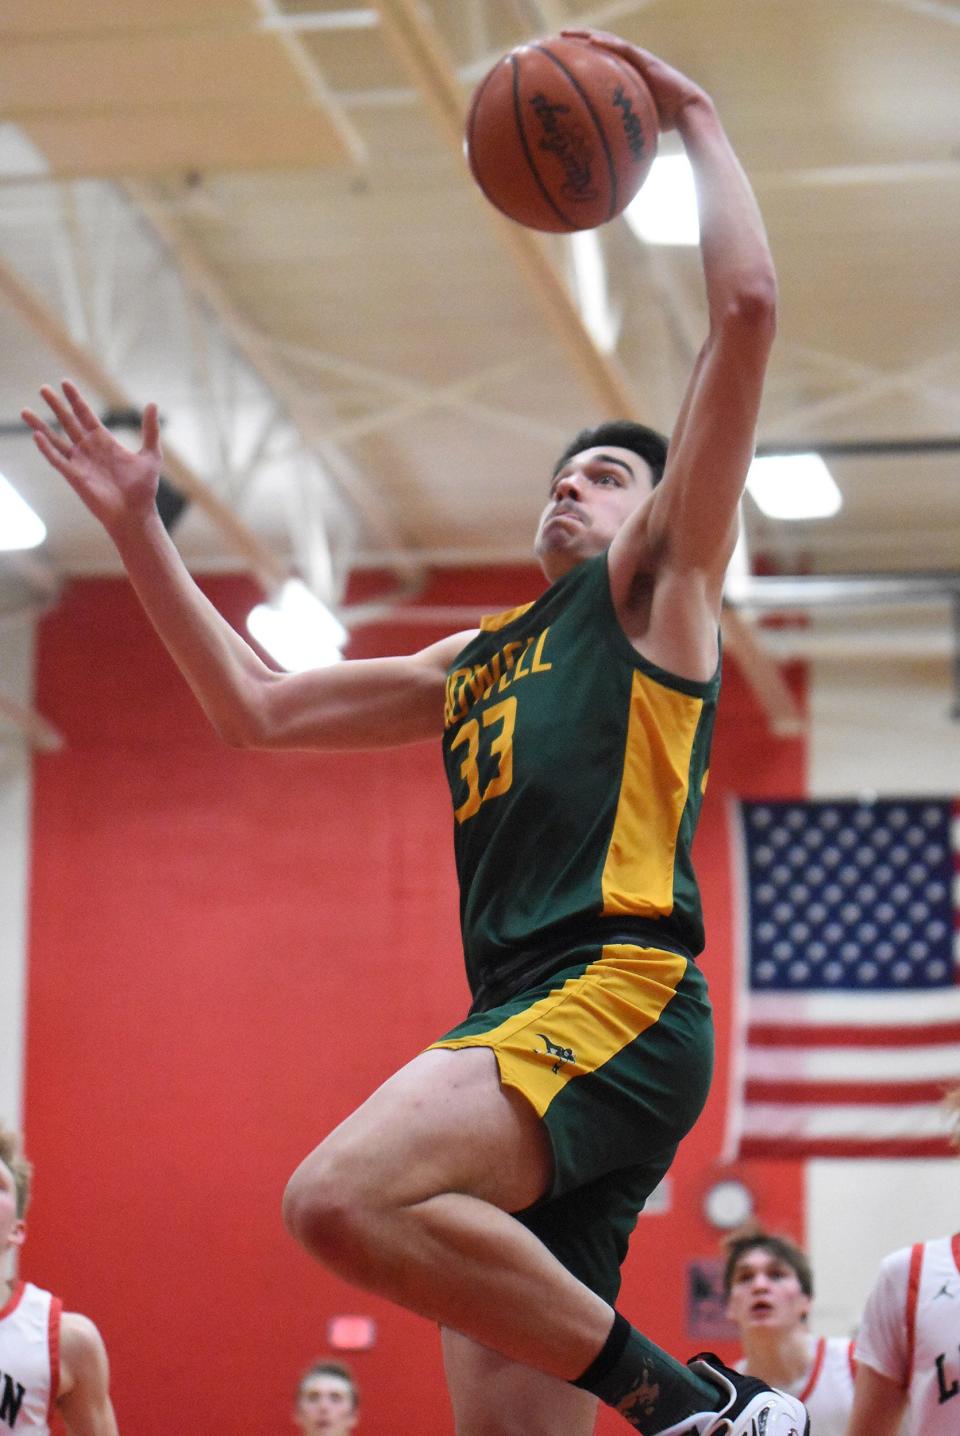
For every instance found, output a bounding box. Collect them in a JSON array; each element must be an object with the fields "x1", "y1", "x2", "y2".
[{"x1": 294, "y1": 1360, "x2": 359, "y2": 1435}]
